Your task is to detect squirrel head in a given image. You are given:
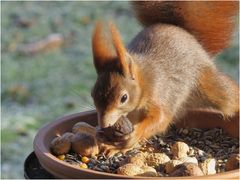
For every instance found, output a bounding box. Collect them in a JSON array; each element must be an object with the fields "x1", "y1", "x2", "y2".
[{"x1": 91, "y1": 22, "x2": 142, "y2": 128}]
